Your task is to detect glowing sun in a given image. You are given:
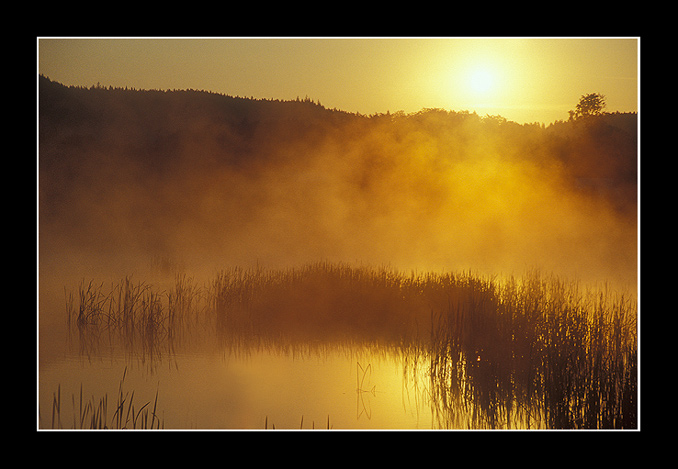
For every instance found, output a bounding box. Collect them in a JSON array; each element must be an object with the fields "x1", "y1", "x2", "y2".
[{"x1": 468, "y1": 67, "x2": 496, "y2": 95}]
